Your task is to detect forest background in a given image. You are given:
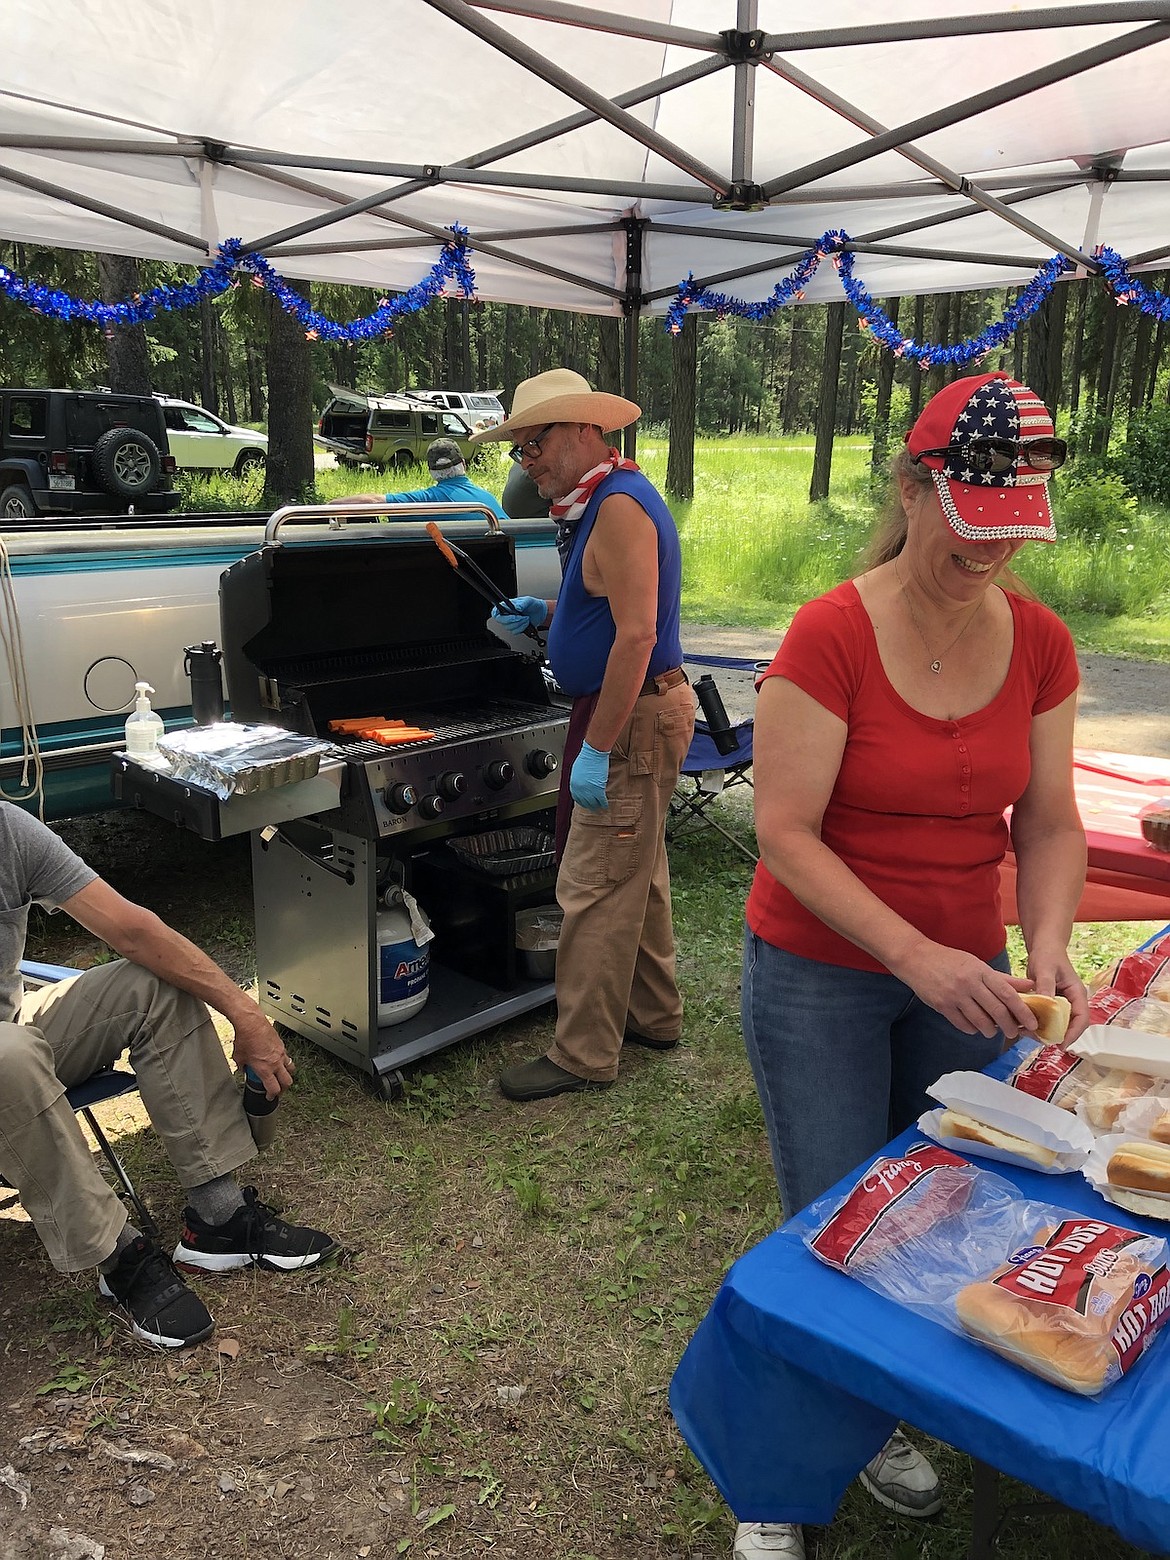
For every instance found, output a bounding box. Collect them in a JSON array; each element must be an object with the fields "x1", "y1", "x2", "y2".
[{"x1": 1, "y1": 243, "x2": 1168, "y2": 654}]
